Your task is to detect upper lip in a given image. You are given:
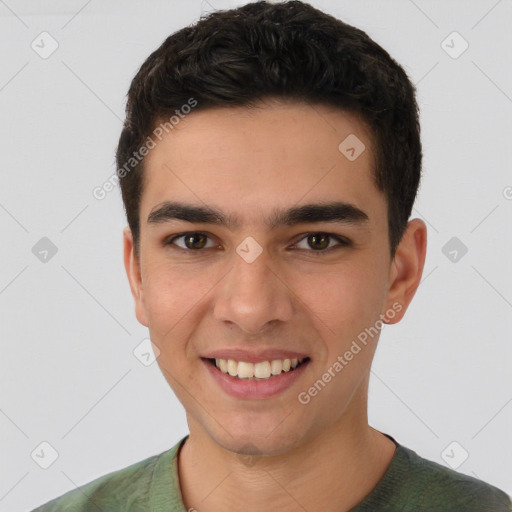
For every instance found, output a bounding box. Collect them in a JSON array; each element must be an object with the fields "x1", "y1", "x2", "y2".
[{"x1": 201, "y1": 349, "x2": 310, "y2": 364}]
